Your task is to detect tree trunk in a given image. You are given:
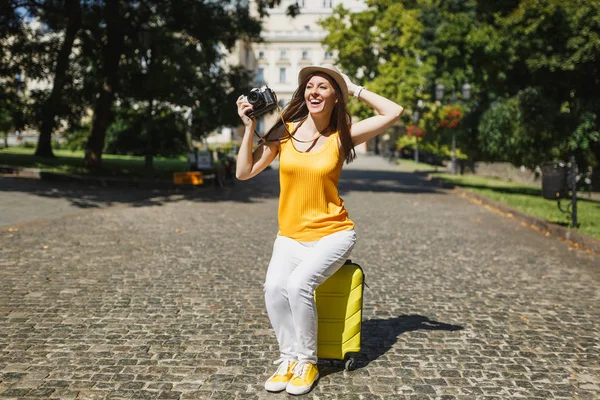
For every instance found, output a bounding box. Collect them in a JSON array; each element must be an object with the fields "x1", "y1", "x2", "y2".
[
  {"x1": 185, "y1": 129, "x2": 193, "y2": 151},
  {"x1": 184, "y1": 109, "x2": 194, "y2": 151},
  {"x1": 144, "y1": 97, "x2": 154, "y2": 174},
  {"x1": 34, "y1": 0, "x2": 81, "y2": 158},
  {"x1": 451, "y1": 133, "x2": 457, "y2": 175},
  {"x1": 415, "y1": 137, "x2": 419, "y2": 163},
  {"x1": 85, "y1": 0, "x2": 125, "y2": 169}
]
